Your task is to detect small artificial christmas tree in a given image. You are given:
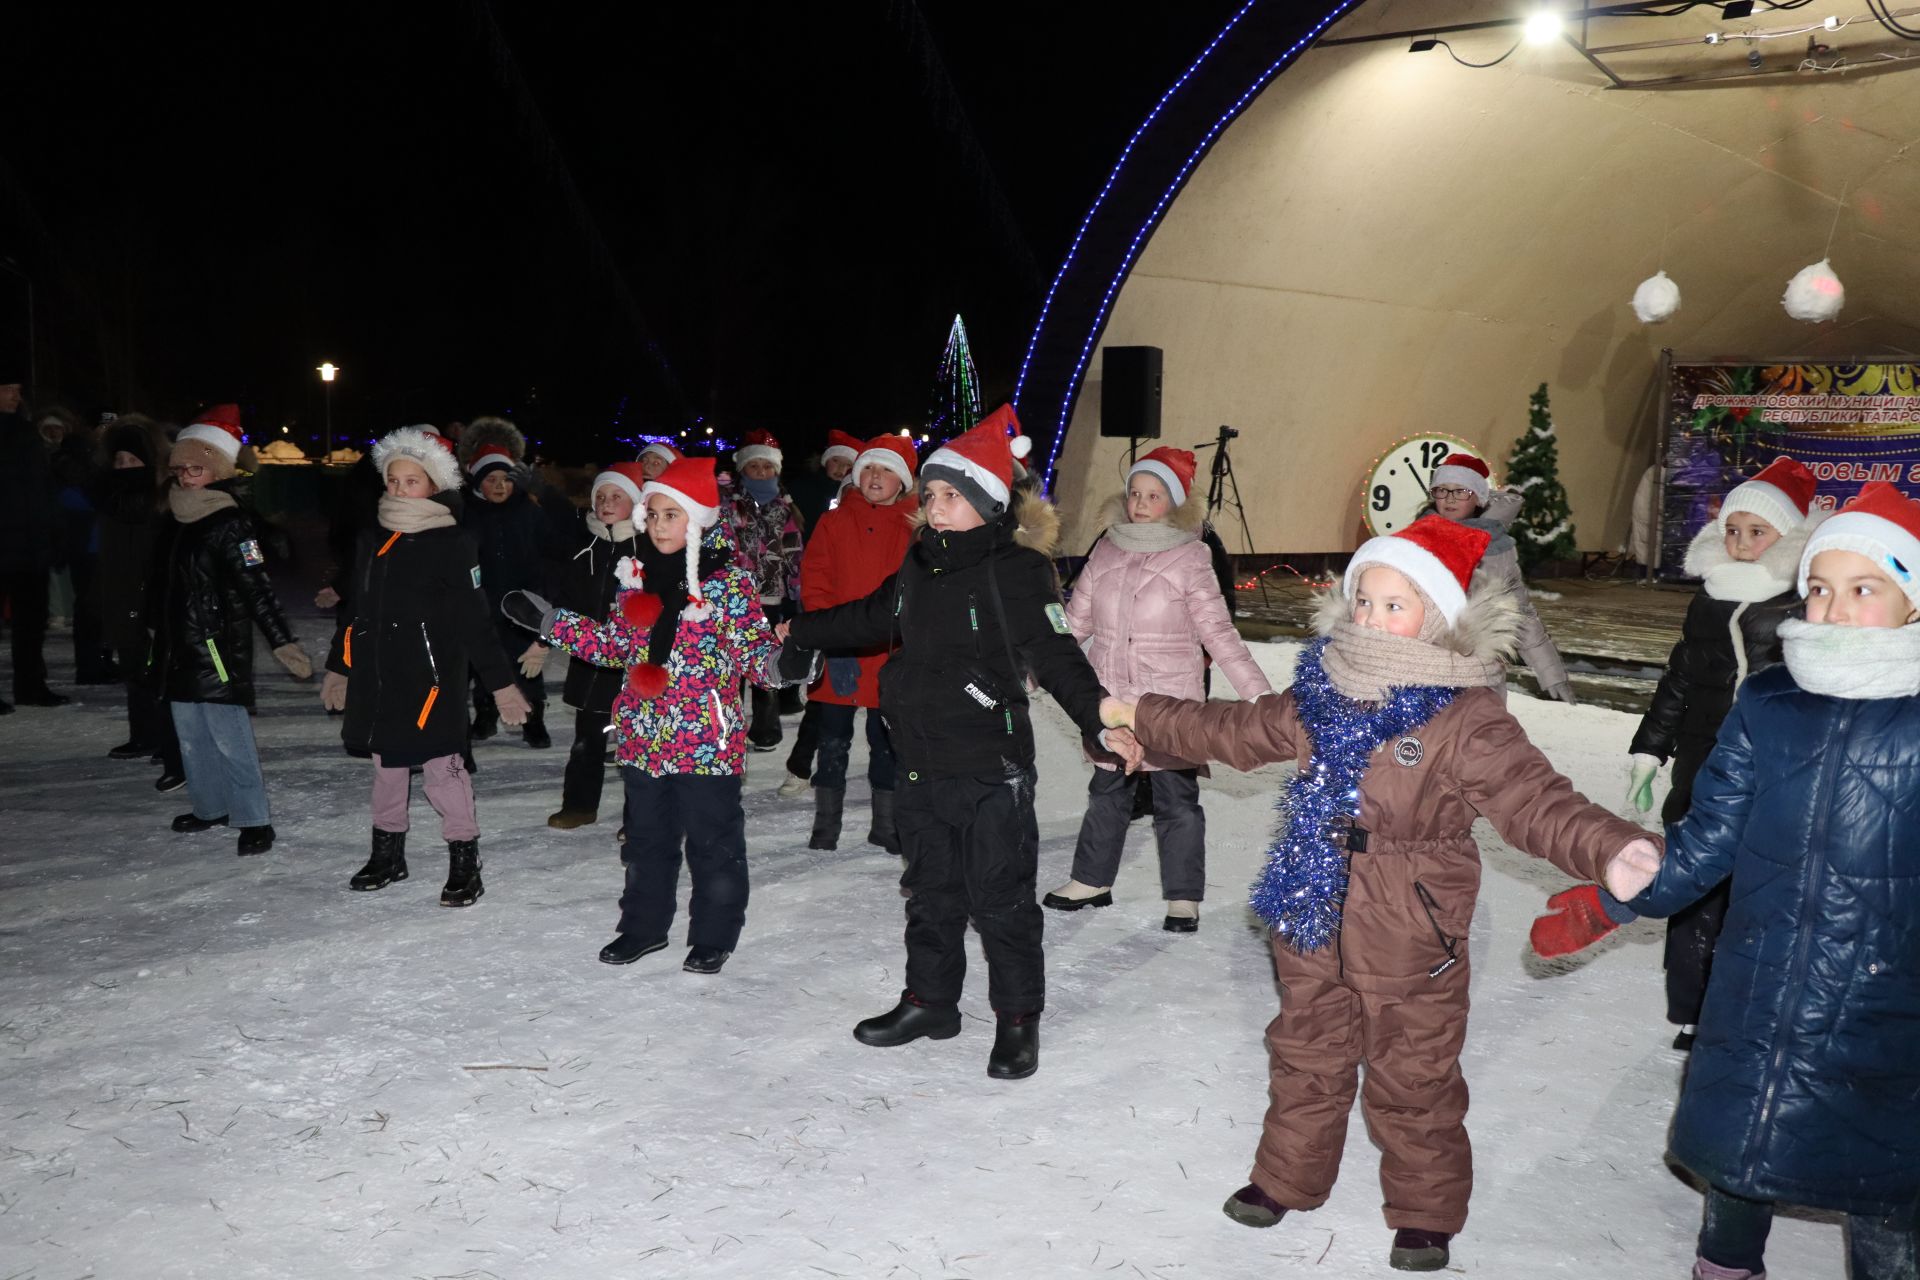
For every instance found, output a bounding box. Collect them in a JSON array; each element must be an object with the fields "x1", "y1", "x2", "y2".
[
  {"x1": 923, "y1": 314, "x2": 984, "y2": 445},
  {"x1": 1507, "y1": 382, "x2": 1577, "y2": 573}
]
